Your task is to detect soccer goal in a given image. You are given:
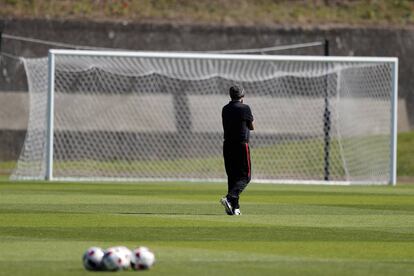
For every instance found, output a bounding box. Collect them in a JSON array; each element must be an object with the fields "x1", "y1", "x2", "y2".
[{"x1": 12, "y1": 49, "x2": 398, "y2": 185}]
